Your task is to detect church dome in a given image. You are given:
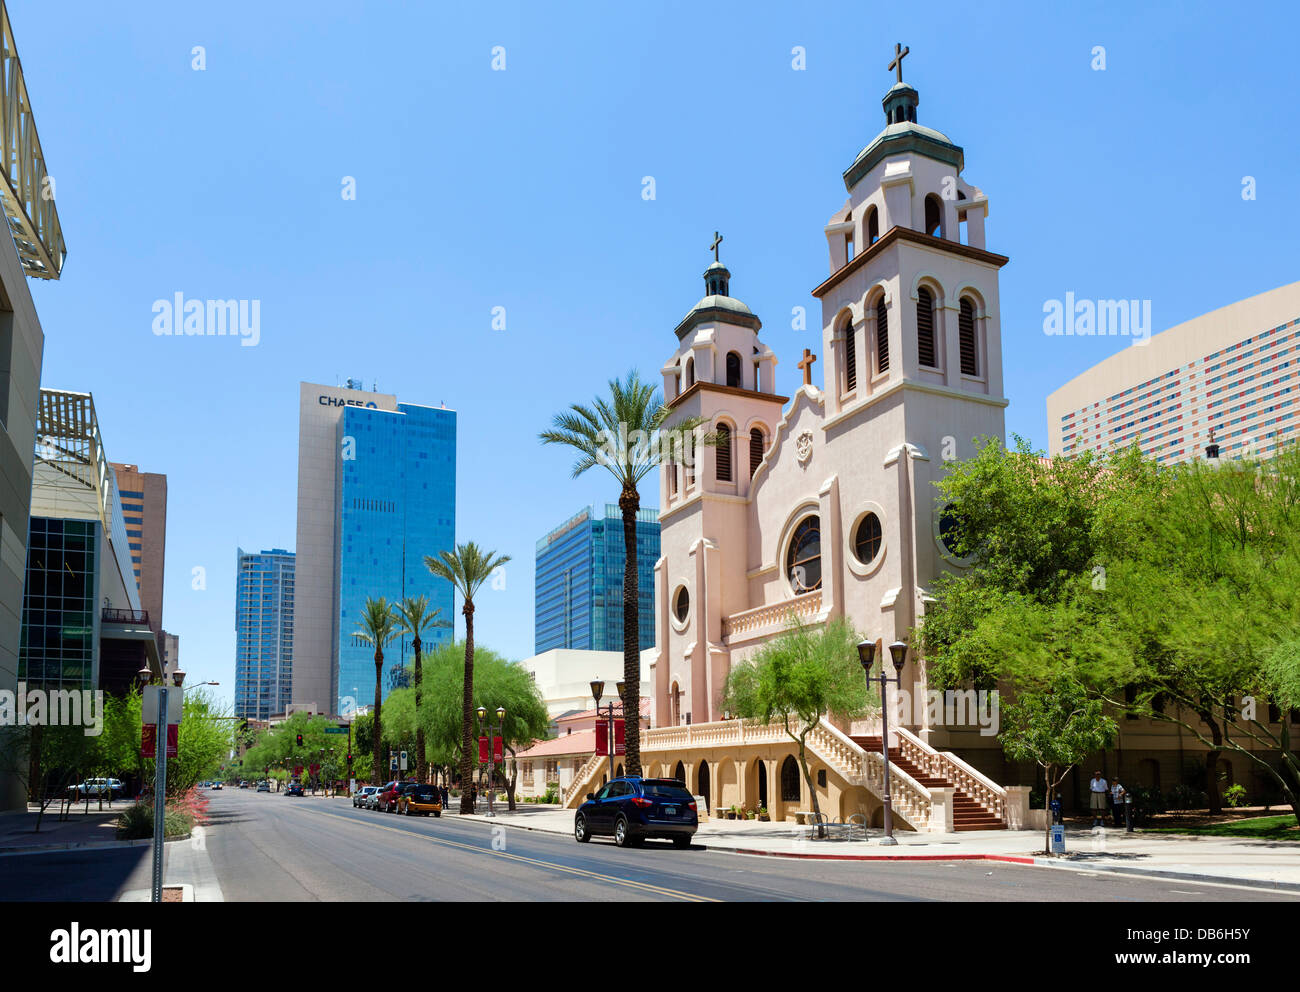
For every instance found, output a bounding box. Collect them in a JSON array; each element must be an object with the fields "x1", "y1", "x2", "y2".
[{"x1": 673, "y1": 251, "x2": 762, "y2": 339}]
